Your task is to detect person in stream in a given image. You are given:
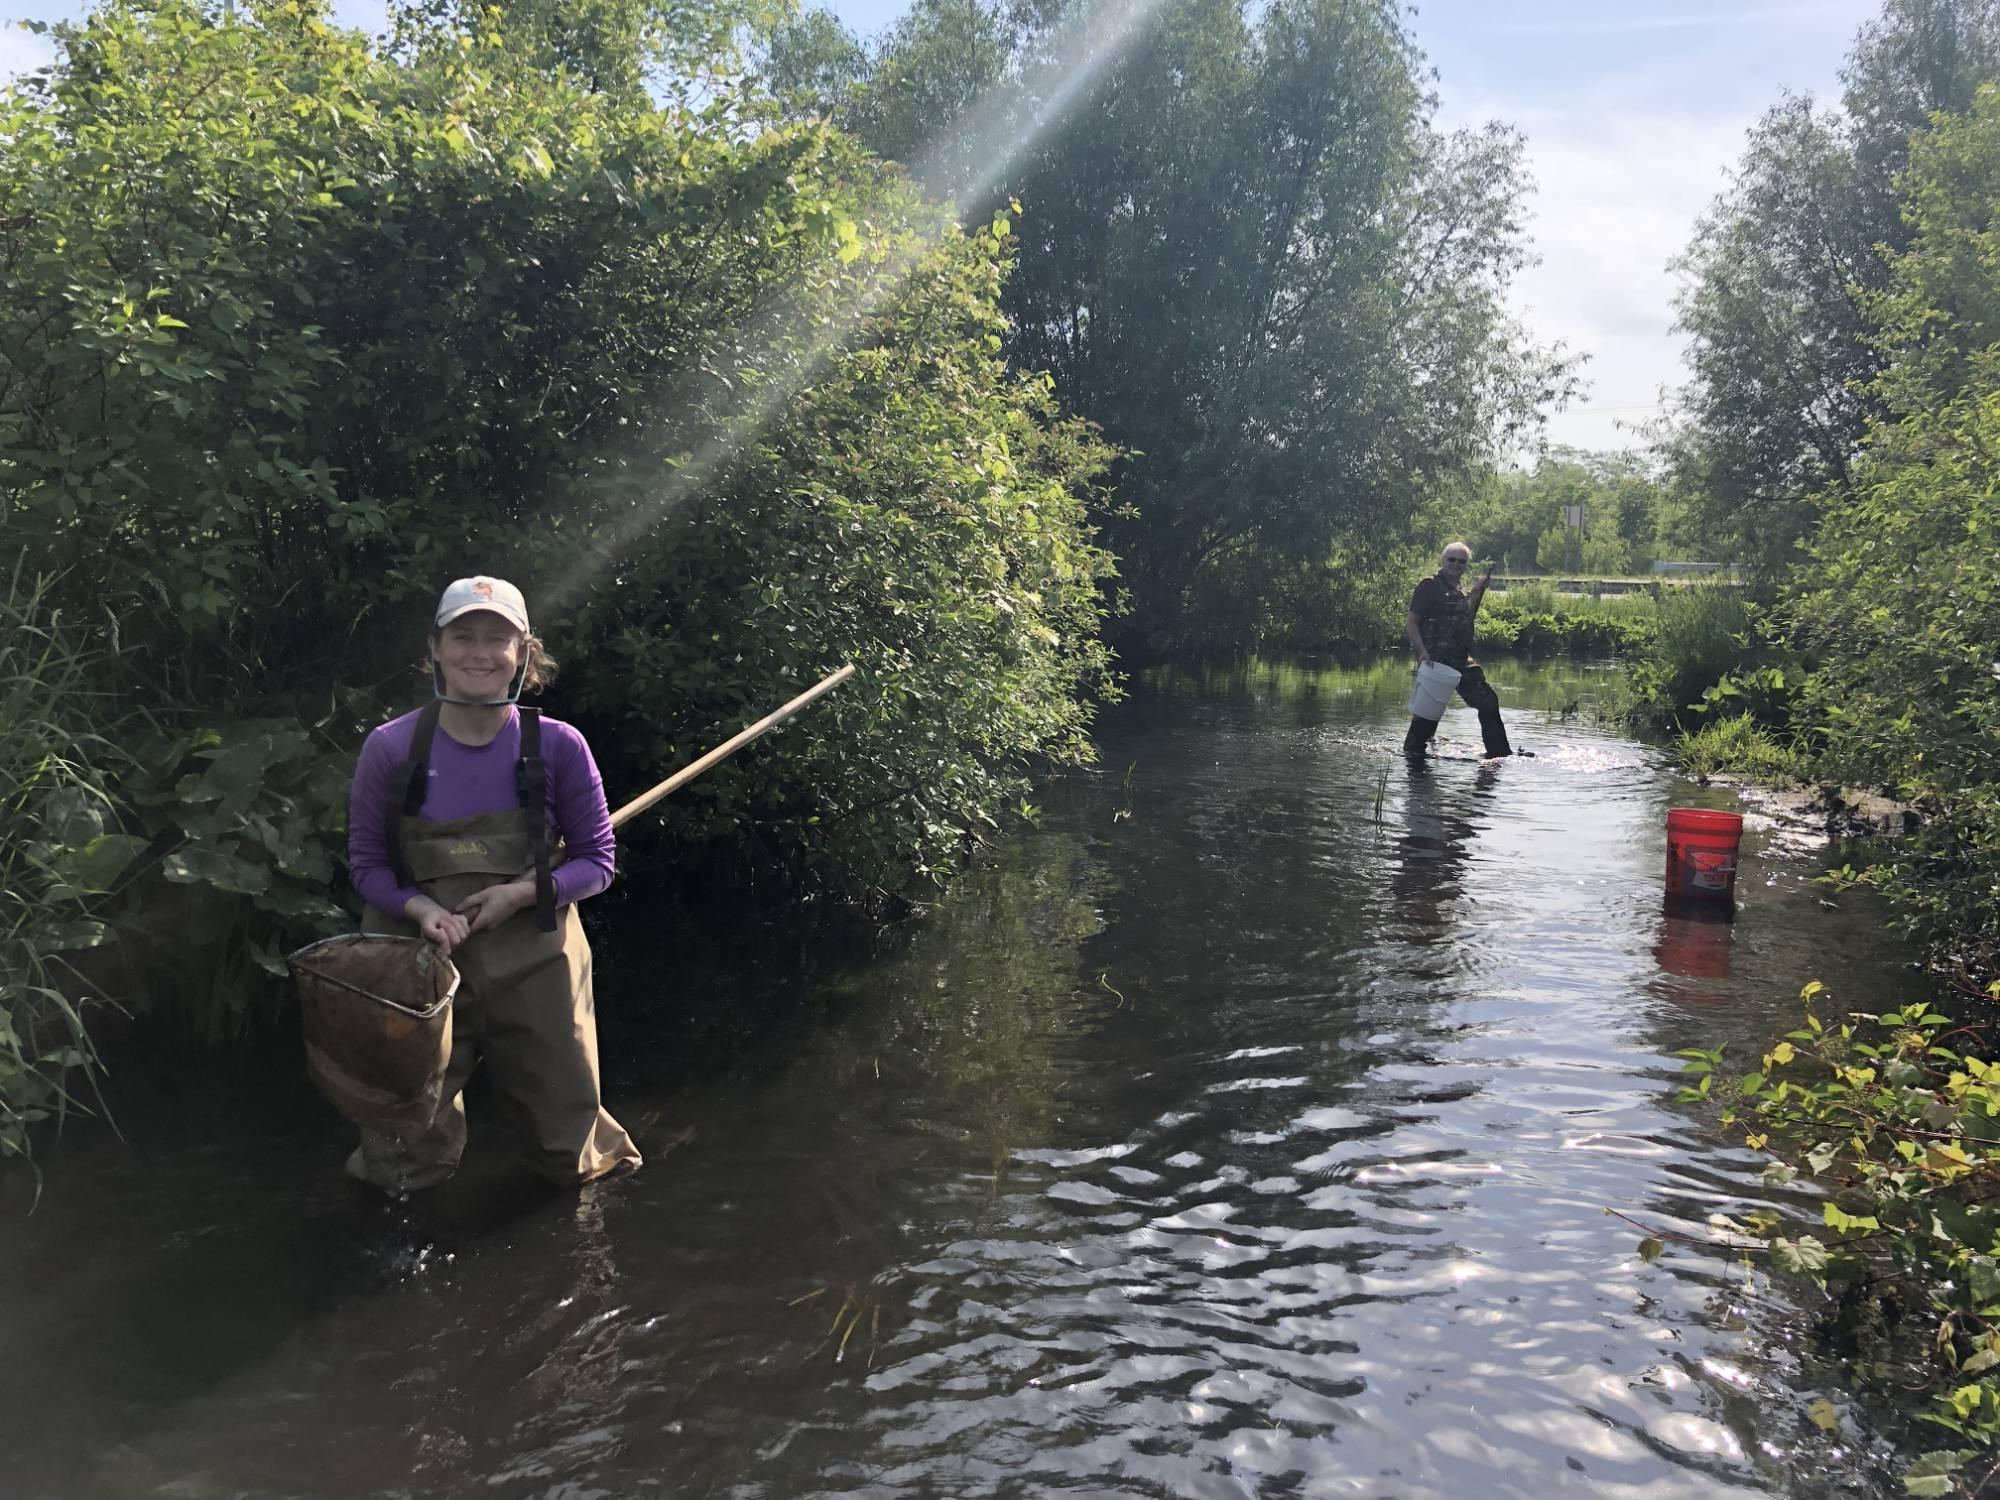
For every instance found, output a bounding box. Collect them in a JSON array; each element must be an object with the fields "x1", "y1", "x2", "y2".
[
  {"x1": 344, "y1": 576, "x2": 642, "y2": 1193},
  {"x1": 1402, "y1": 542, "x2": 1515, "y2": 760}
]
